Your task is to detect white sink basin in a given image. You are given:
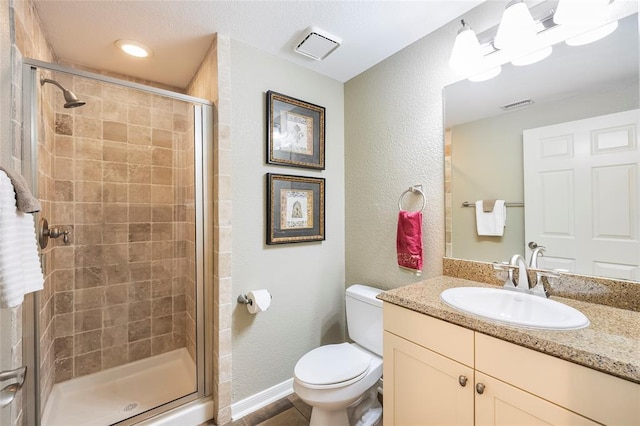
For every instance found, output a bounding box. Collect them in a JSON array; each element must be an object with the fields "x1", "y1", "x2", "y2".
[{"x1": 440, "y1": 287, "x2": 589, "y2": 330}]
